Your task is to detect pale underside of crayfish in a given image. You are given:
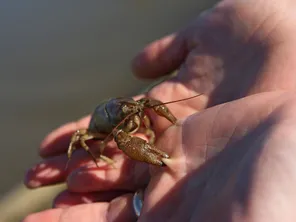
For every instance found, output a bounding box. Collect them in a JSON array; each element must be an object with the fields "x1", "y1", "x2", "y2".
[{"x1": 66, "y1": 95, "x2": 201, "y2": 168}]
